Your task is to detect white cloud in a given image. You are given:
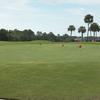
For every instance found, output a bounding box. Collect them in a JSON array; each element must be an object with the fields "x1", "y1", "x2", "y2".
[
  {"x1": 0, "y1": 0, "x2": 37, "y2": 17},
  {"x1": 0, "y1": 0, "x2": 28, "y2": 7},
  {"x1": 39, "y1": 0, "x2": 100, "y2": 5},
  {"x1": 65, "y1": 8, "x2": 86, "y2": 16}
]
